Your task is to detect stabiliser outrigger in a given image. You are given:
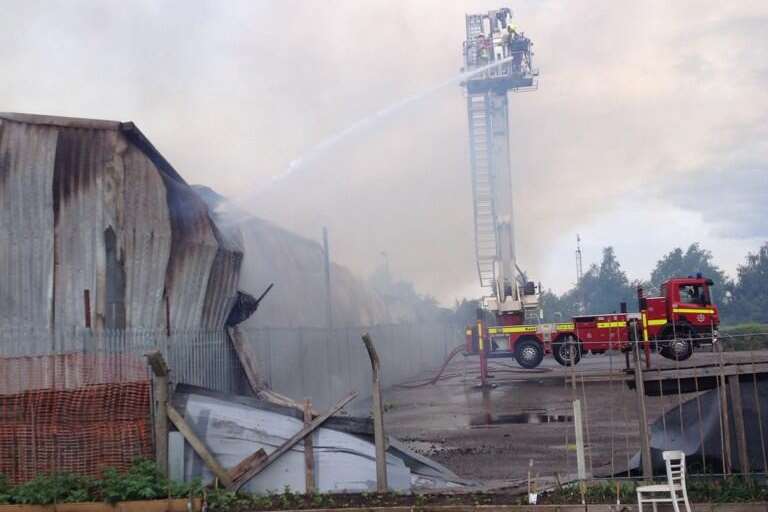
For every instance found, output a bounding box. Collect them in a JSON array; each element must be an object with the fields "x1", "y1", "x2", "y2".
[{"x1": 466, "y1": 274, "x2": 720, "y2": 378}]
